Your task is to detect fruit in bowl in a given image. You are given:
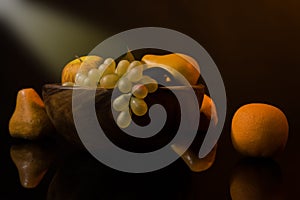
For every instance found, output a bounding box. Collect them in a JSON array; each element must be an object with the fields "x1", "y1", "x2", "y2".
[{"x1": 42, "y1": 51, "x2": 217, "y2": 172}]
